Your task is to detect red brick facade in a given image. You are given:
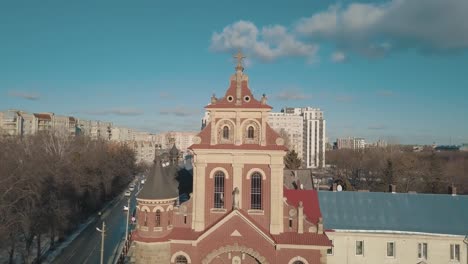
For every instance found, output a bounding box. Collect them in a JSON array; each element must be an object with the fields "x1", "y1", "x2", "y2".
[{"x1": 131, "y1": 55, "x2": 331, "y2": 264}]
